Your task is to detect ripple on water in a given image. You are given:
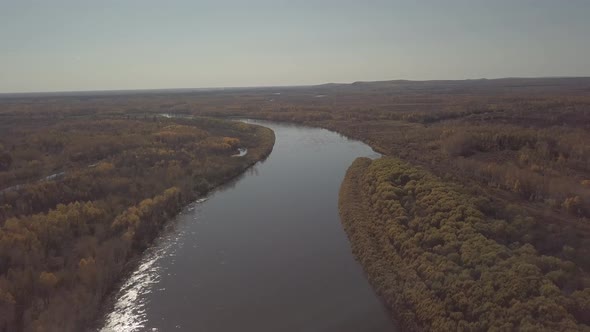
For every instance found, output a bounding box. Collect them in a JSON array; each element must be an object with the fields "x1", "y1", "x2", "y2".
[{"x1": 99, "y1": 199, "x2": 208, "y2": 331}]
